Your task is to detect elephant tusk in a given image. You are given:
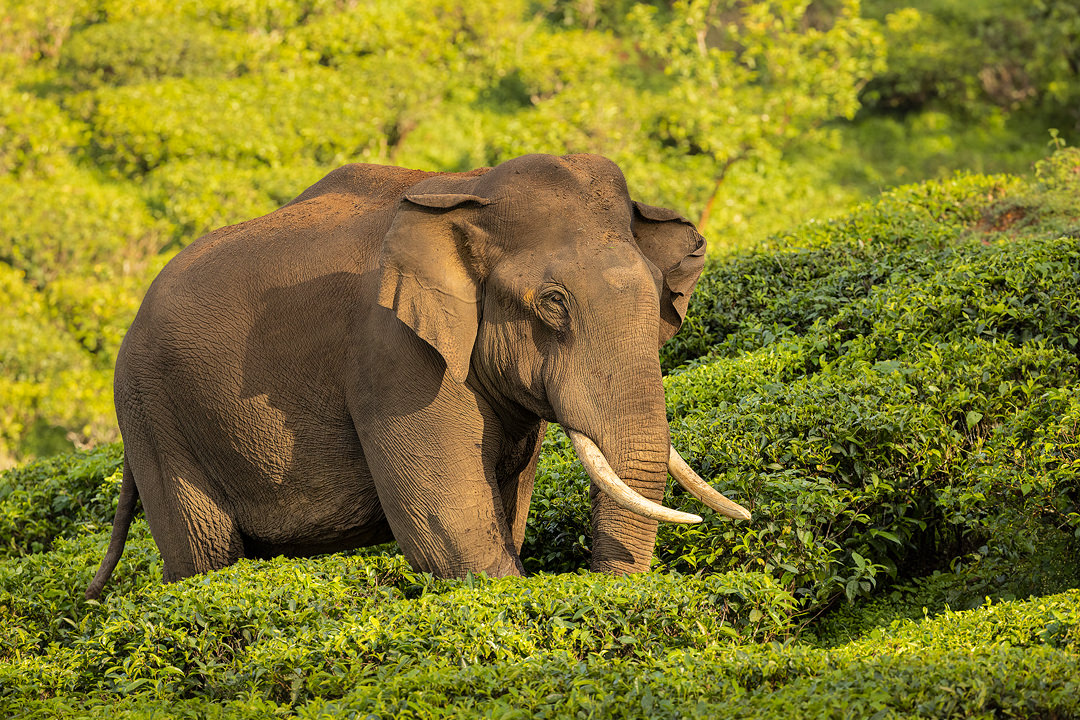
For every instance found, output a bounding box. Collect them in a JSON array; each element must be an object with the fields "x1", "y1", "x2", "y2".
[
  {"x1": 668, "y1": 445, "x2": 752, "y2": 520},
  {"x1": 567, "y1": 430, "x2": 702, "y2": 524}
]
